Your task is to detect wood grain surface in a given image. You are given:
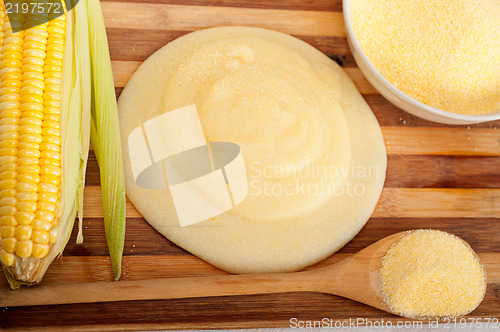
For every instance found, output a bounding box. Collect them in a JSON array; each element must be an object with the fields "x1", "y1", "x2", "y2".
[{"x1": 1, "y1": 0, "x2": 500, "y2": 330}]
